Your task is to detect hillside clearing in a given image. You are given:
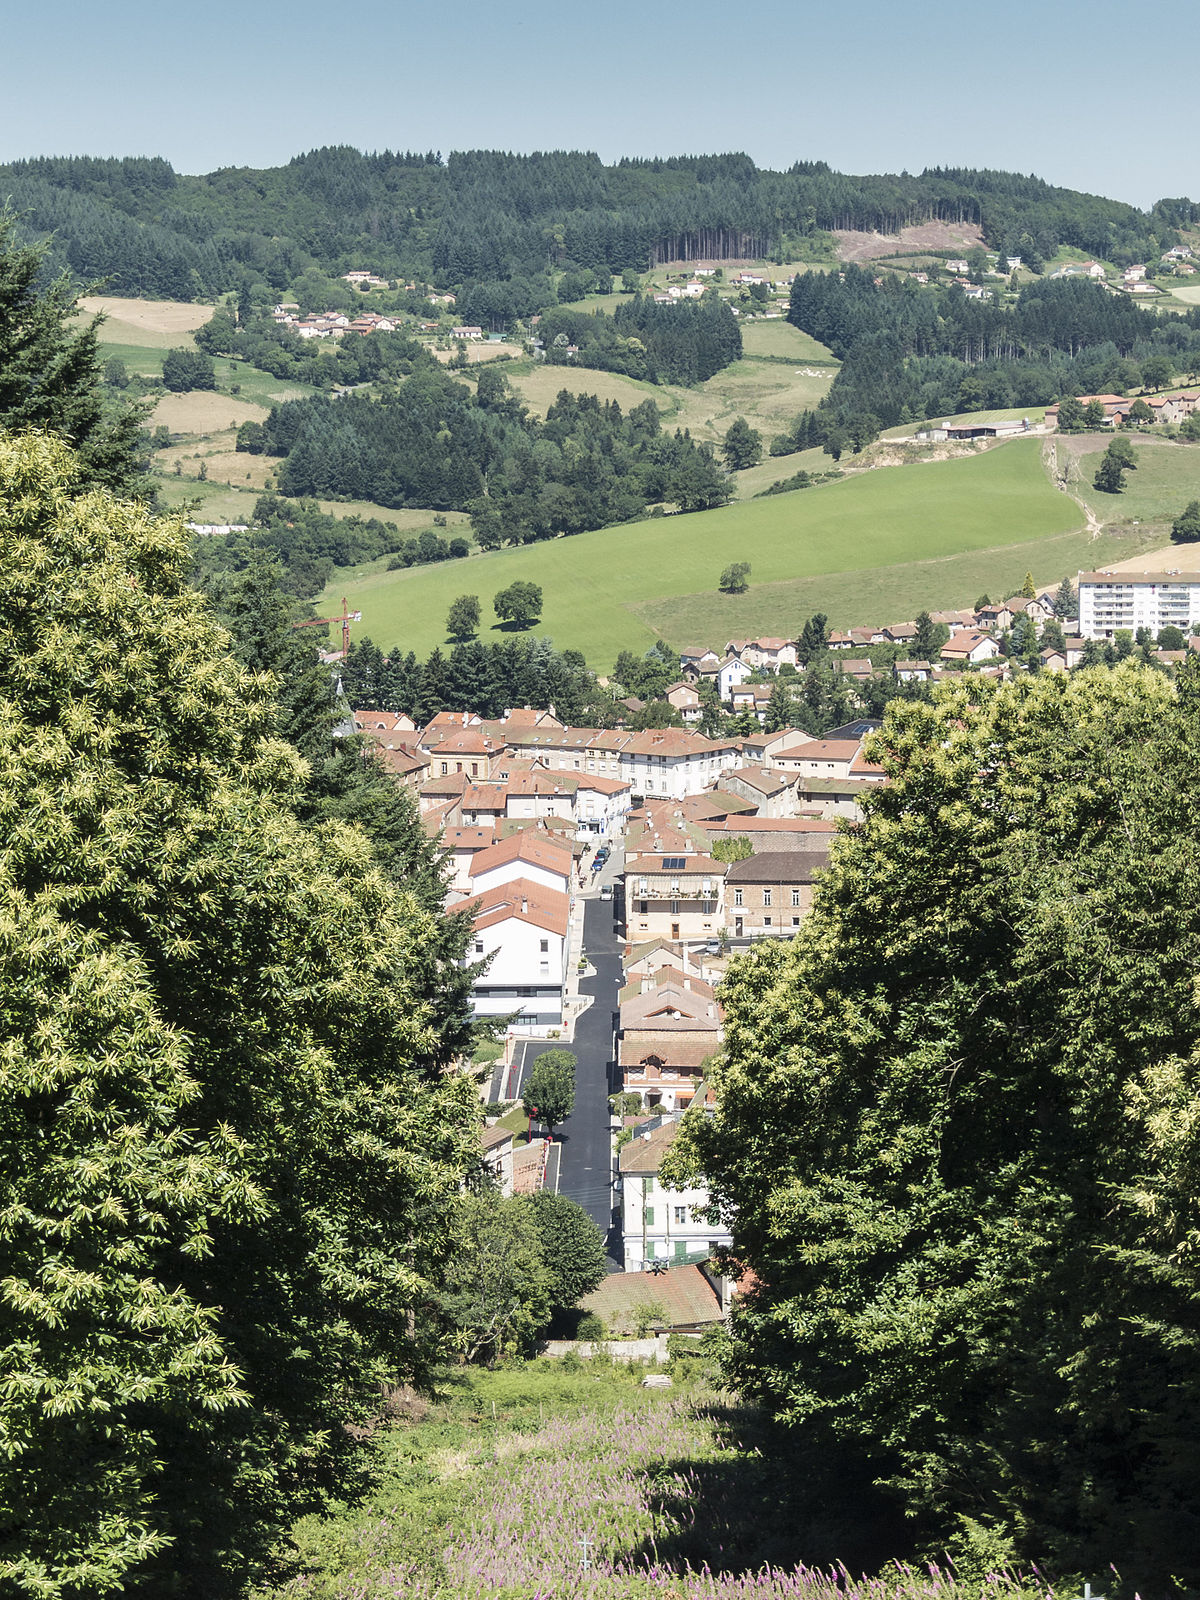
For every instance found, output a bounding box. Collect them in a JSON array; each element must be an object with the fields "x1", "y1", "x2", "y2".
[
  {"x1": 663, "y1": 359, "x2": 834, "y2": 444},
  {"x1": 739, "y1": 320, "x2": 836, "y2": 363},
  {"x1": 431, "y1": 340, "x2": 523, "y2": 364},
  {"x1": 81, "y1": 295, "x2": 214, "y2": 346},
  {"x1": 152, "y1": 392, "x2": 270, "y2": 433},
  {"x1": 512, "y1": 366, "x2": 665, "y2": 417},
  {"x1": 633, "y1": 521, "x2": 1162, "y2": 645},
  {"x1": 324, "y1": 440, "x2": 1080, "y2": 665},
  {"x1": 834, "y1": 220, "x2": 986, "y2": 262}
]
